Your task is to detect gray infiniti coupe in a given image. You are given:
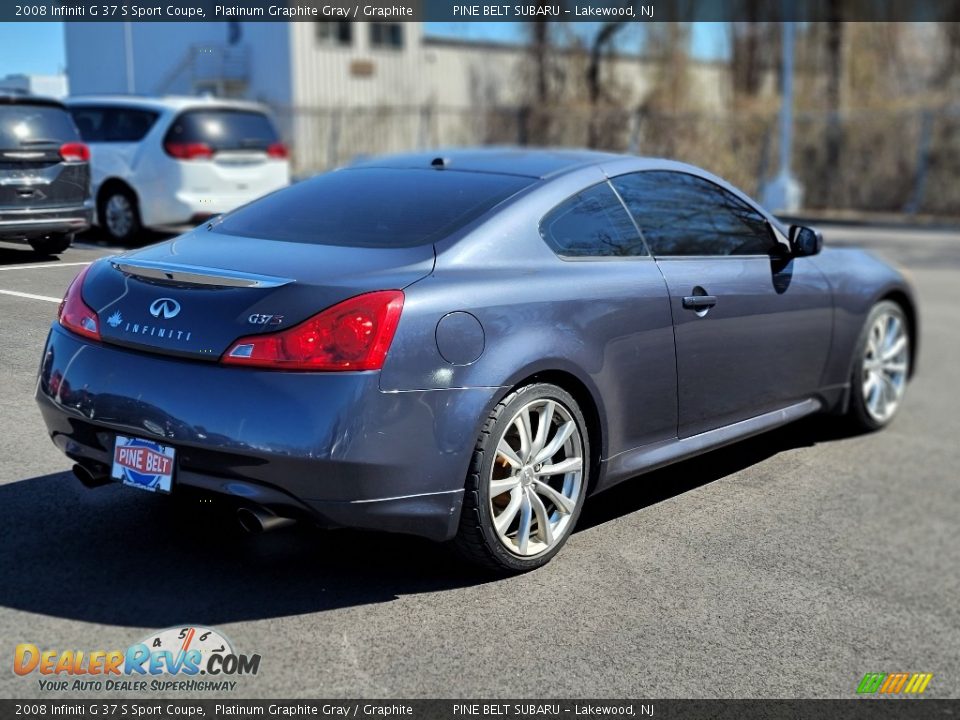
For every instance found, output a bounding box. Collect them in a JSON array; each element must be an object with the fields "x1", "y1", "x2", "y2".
[{"x1": 37, "y1": 149, "x2": 917, "y2": 571}]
